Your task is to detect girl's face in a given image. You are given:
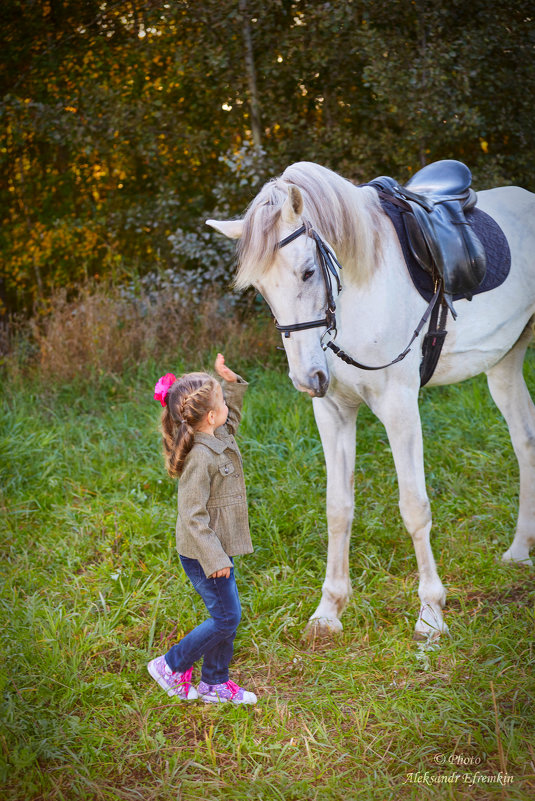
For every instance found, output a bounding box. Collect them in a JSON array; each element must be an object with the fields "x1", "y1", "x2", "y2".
[{"x1": 211, "y1": 383, "x2": 229, "y2": 429}]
